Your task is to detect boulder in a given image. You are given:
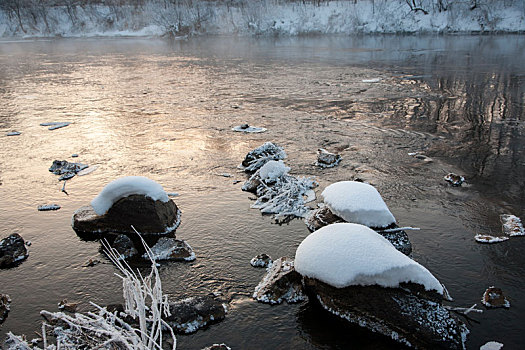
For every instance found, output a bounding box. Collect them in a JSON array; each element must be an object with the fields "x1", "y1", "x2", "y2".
[
  {"x1": 305, "y1": 207, "x2": 412, "y2": 255},
  {"x1": 0, "y1": 294, "x2": 10, "y2": 324},
  {"x1": 303, "y1": 278, "x2": 468, "y2": 349},
  {"x1": 112, "y1": 234, "x2": 138, "y2": 259},
  {"x1": 253, "y1": 257, "x2": 306, "y2": 304},
  {"x1": 165, "y1": 296, "x2": 227, "y2": 334},
  {"x1": 316, "y1": 148, "x2": 342, "y2": 168},
  {"x1": 241, "y1": 173, "x2": 261, "y2": 193},
  {"x1": 0, "y1": 233, "x2": 28, "y2": 268},
  {"x1": 481, "y1": 287, "x2": 510, "y2": 308},
  {"x1": 72, "y1": 195, "x2": 181, "y2": 236},
  {"x1": 146, "y1": 237, "x2": 195, "y2": 261}
]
